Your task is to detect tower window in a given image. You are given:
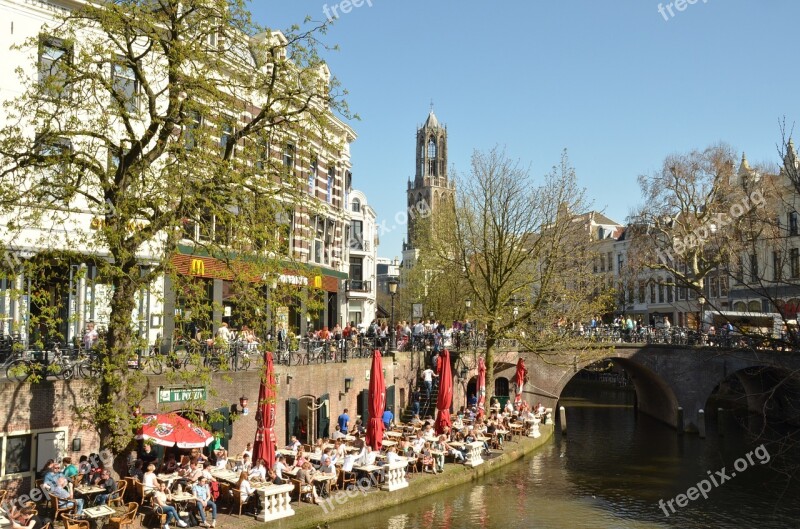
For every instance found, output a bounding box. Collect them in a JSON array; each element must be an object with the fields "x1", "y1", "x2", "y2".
[{"x1": 428, "y1": 137, "x2": 437, "y2": 159}]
